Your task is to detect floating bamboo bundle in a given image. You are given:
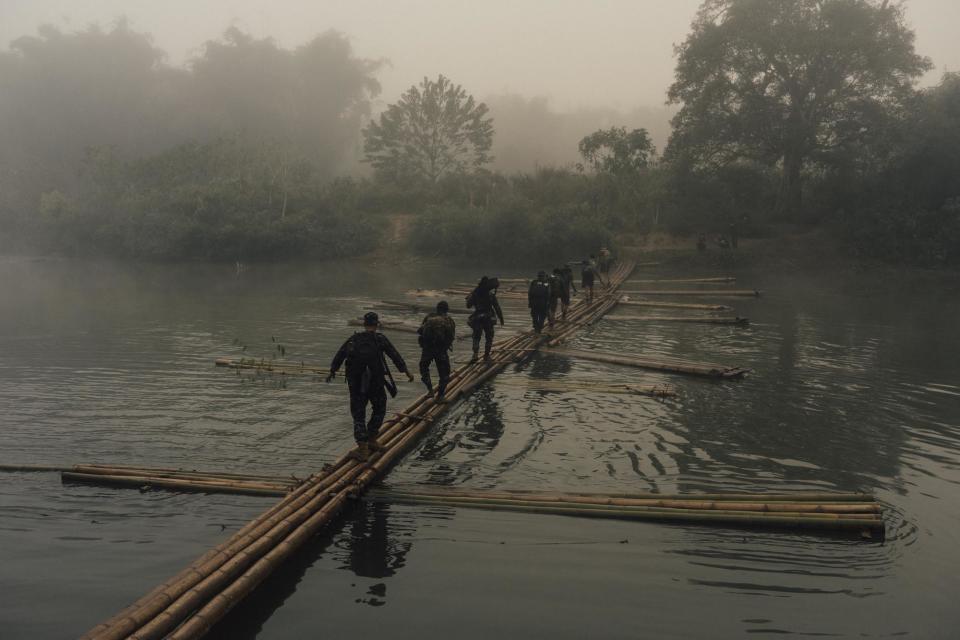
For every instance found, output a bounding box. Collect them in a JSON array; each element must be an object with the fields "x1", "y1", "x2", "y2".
[
  {"x1": 494, "y1": 378, "x2": 678, "y2": 397},
  {"x1": 544, "y1": 347, "x2": 749, "y2": 378},
  {"x1": 83, "y1": 264, "x2": 636, "y2": 640},
  {"x1": 376, "y1": 300, "x2": 472, "y2": 315},
  {"x1": 605, "y1": 315, "x2": 750, "y2": 325},
  {"x1": 628, "y1": 277, "x2": 736, "y2": 284},
  {"x1": 368, "y1": 488, "x2": 884, "y2": 534},
  {"x1": 622, "y1": 289, "x2": 761, "y2": 297},
  {"x1": 617, "y1": 300, "x2": 734, "y2": 312},
  {"x1": 58, "y1": 464, "x2": 301, "y2": 497},
  {"x1": 214, "y1": 358, "x2": 329, "y2": 377},
  {"x1": 347, "y1": 317, "x2": 469, "y2": 340}
]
